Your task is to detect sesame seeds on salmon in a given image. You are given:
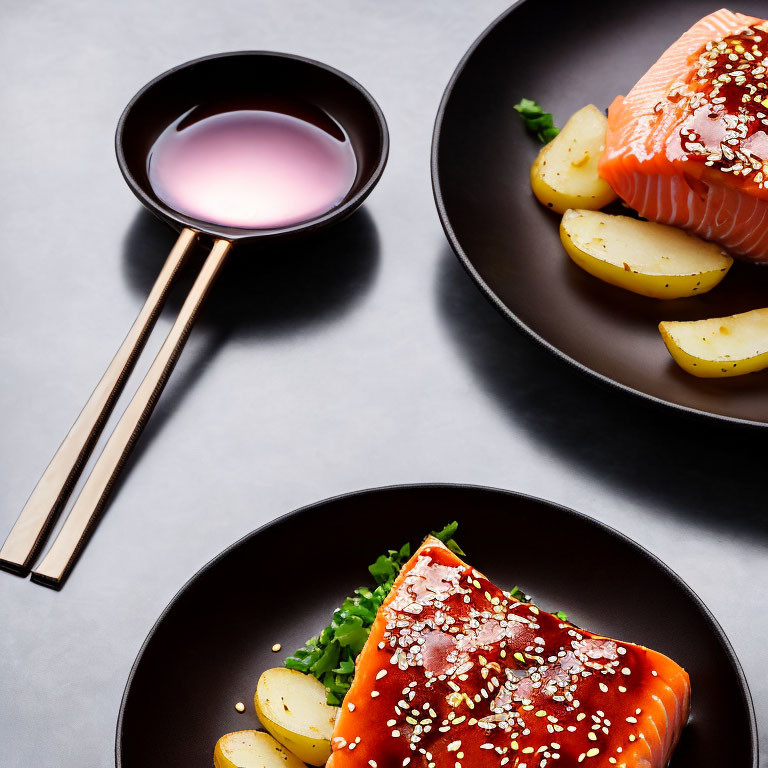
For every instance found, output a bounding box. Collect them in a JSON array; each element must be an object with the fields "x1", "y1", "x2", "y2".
[
  {"x1": 599, "y1": 9, "x2": 768, "y2": 263},
  {"x1": 328, "y1": 537, "x2": 690, "y2": 768}
]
